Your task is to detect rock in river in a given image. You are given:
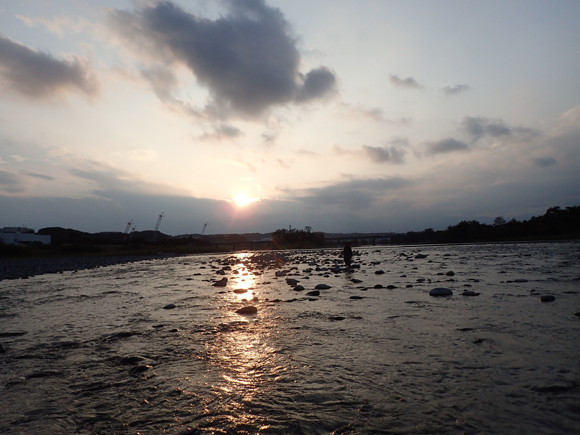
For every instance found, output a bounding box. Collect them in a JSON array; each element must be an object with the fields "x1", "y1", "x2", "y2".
[
  {"x1": 236, "y1": 306, "x2": 258, "y2": 315},
  {"x1": 540, "y1": 295, "x2": 556, "y2": 302},
  {"x1": 429, "y1": 287, "x2": 453, "y2": 297},
  {"x1": 315, "y1": 284, "x2": 332, "y2": 290}
]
